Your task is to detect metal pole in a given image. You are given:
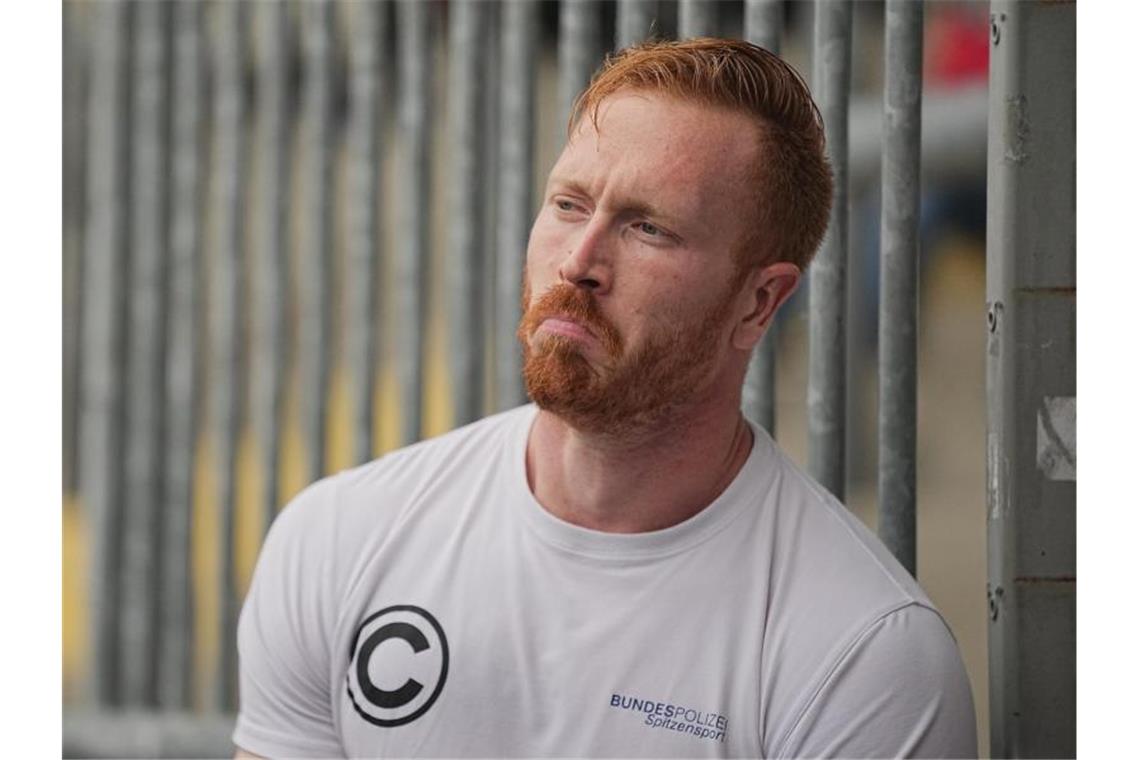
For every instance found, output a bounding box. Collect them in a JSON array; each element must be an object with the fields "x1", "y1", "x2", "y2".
[
  {"x1": 679, "y1": 0, "x2": 717, "y2": 39},
  {"x1": 558, "y1": 0, "x2": 602, "y2": 133},
  {"x1": 347, "y1": 0, "x2": 385, "y2": 460},
  {"x1": 742, "y1": 0, "x2": 783, "y2": 435},
  {"x1": 81, "y1": 0, "x2": 130, "y2": 707},
  {"x1": 496, "y1": 0, "x2": 537, "y2": 410},
  {"x1": 396, "y1": 0, "x2": 432, "y2": 444},
  {"x1": 208, "y1": 0, "x2": 247, "y2": 713},
  {"x1": 616, "y1": 0, "x2": 657, "y2": 49},
  {"x1": 159, "y1": 0, "x2": 202, "y2": 712},
  {"x1": 121, "y1": 0, "x2": 170, "y2": 708},
  {"x1": 479, "y1": 2, "x2": 500, "y2": 419},
  {"x1": 63, "y1": 0, "x2": 89, "y2": 495},
  {"x1": 876, "y1": 0, "x2": 922, "y2": 576},
  {"x1": 251, "y1": 0, "x2": 289, "y2": 532},
  {"x1": 481, "y1": 2, "x2": 502, "y2": 416},
  {"x1": 744, "y1": 0, "x2": 782, "y2": 52},
  {"x1": 447, "y1": 0, "x2": 488, "y2": 427},
  {"x1": 807, "y1": 0, "x2": 851, "y2": 501},
  {"x1": 299, "y1": 1, "x2": 334, "y2": 479},
  {"x1": 986, "y1": 3, "x2": 1076, "y2": 756}
]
